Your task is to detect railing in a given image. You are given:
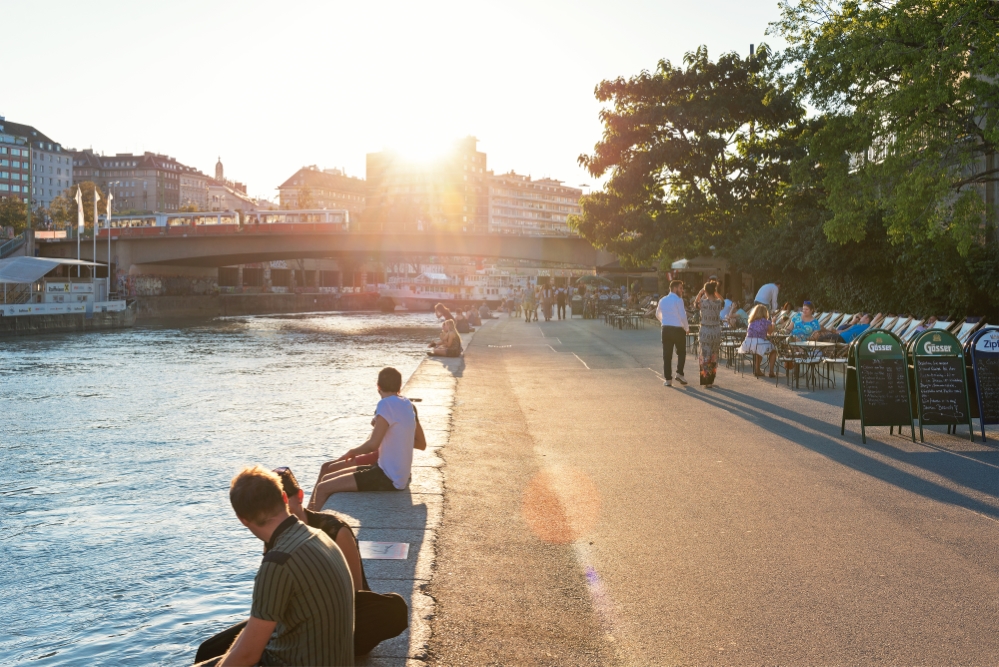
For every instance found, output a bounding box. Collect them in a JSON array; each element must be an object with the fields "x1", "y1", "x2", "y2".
[
  {"x1": 1, "y1": 282, "x2": 33, "y2": 304},
  {"x1": 0, "y1": 232, "x2": 26, "y2": 259}
]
